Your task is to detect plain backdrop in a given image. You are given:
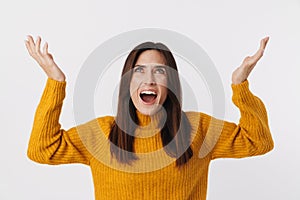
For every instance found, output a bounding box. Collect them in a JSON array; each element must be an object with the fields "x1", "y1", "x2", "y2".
[{"x1": 1, "y1": 0, "x2": 300, "y2": 199}]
